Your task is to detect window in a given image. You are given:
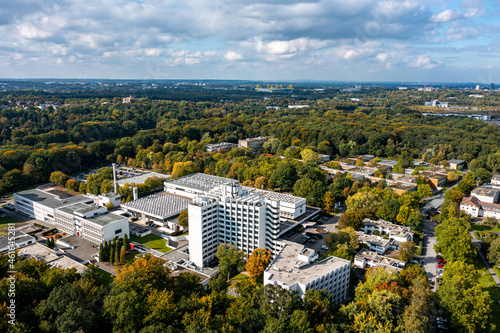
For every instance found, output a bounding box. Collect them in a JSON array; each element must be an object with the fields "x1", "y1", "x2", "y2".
[{"x1": 115, "y1": 229, "x2": 122, "y2": 234}]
